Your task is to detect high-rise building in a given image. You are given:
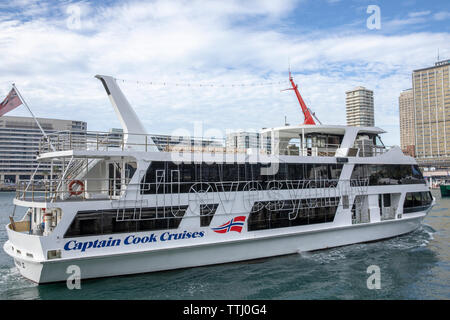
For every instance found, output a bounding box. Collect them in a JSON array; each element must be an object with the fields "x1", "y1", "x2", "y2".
[
  {"x1": 0, "y1": 116, "x2": 87, "y2": 184},
  {"x1": 226, "y1": 131, "x2": 261, "y2": 150},
  {"x1": 413, "y1": 59, "x2": 450, "y2": 160},
  {"x1": 345, "y1": 86, "x2": 375, "y2": 127},
  {"x1": 399, "y1": 88, "x2": 415, "y2": 156}
]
